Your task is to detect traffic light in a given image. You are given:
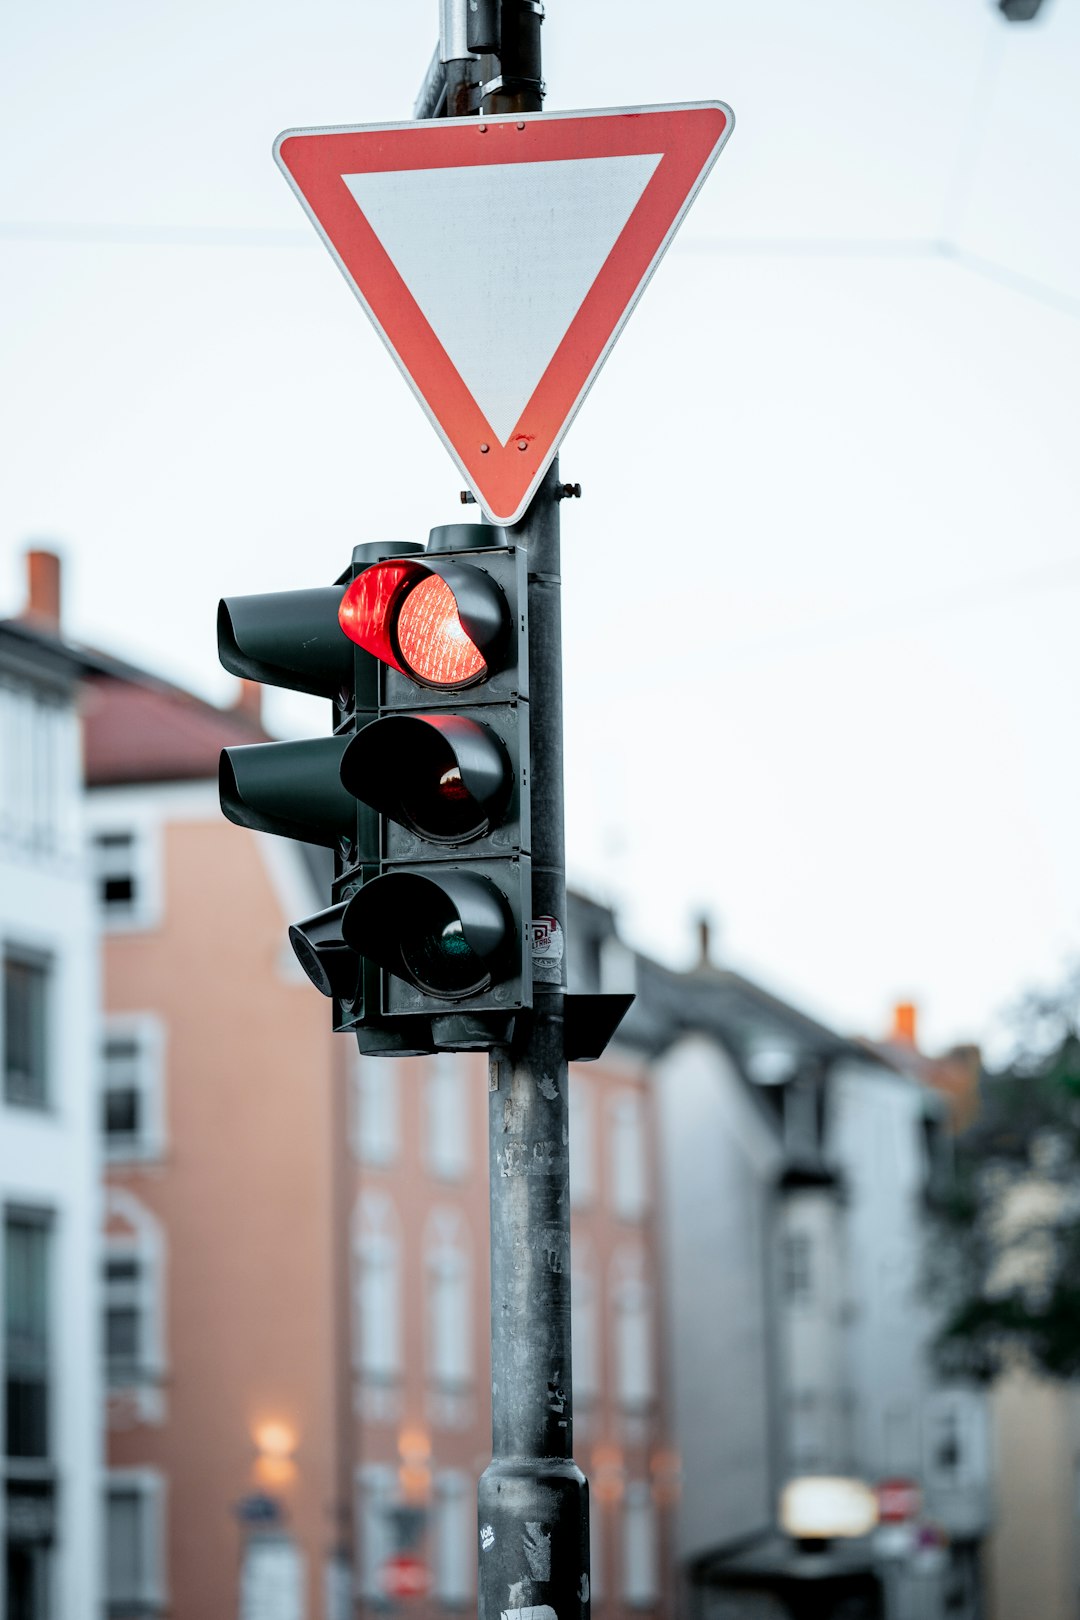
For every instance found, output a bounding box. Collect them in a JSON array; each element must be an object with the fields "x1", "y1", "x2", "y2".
[
  {"x1": 218, "y1": 526, "x2": 630, "y2": 1060},
  {"x1": 335, "y1": 522, "x2": 532, "y2": 1035}
]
